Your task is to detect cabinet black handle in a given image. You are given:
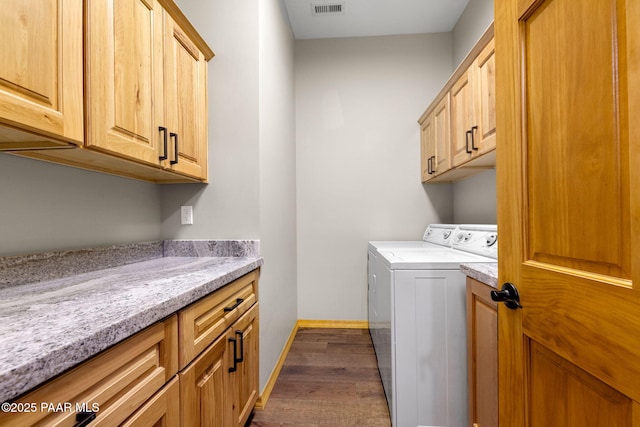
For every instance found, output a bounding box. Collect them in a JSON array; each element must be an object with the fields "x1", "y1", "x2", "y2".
[
  {"x1": 223, "y1": 298, "x2": 244, "y2": 312},
  {"x1": 235, "y1": 330, "x2": 244, "y2": 364},
  {"x1": 427, "y1": 156, "x2": 432, "y2": 174},
  {"x1": 228, "y1": 337, "x2": 238, "y2": 372},
  {"x1": 430, "y1": 155, "x2": 435, "y2": 174},
  {"x1": 170, "y1": 132, "x2": 179, "y2": 165},
  {"x1": 465, "y1": 130, "x2": 473, "y2": 154},
  {"x1": 74, "y1": 411, "x2": 97, "y2": 427},
  {"x1": 471, "y1": 125, "x2": 478, "y2": 150},
  {"x1": 158, "y1": 127, "x2": 168, "y2": 161}
]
